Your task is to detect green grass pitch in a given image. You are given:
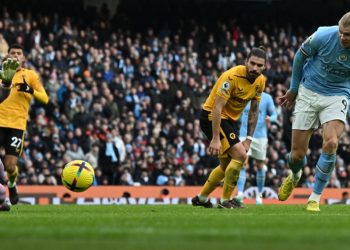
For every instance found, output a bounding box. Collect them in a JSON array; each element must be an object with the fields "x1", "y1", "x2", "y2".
[{"x1": 1, "y1": 205, "x2": 350, "y2": 250}]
